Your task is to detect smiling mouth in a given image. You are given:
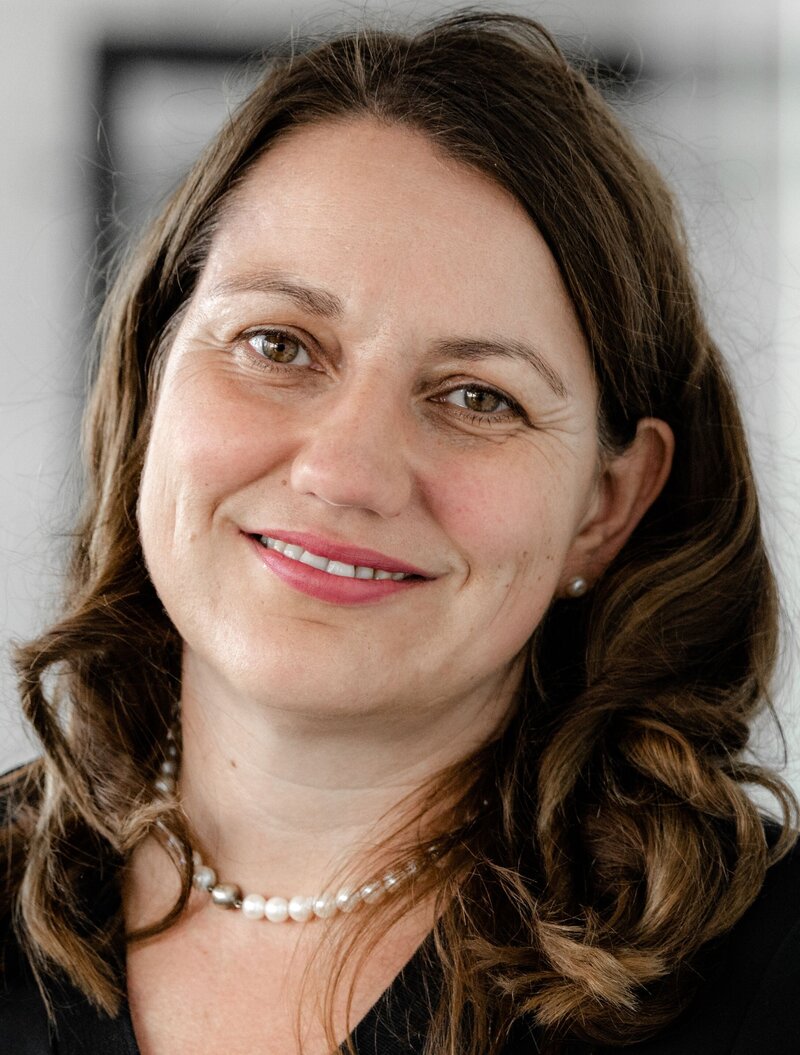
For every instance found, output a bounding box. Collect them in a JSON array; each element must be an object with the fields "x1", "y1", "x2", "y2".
[{"x1": 250, "y1": 535, "x2": 424, "y2": 582}]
